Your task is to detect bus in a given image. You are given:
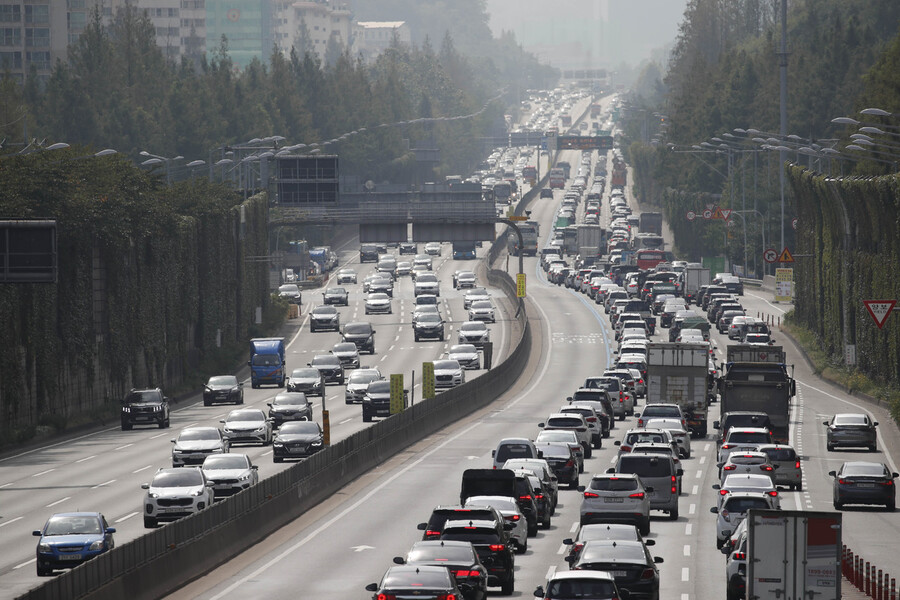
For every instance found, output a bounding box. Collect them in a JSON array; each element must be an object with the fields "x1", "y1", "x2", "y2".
[
  {"x1": 549, "y1": 168, "x2": 566, "y2": 189},
  {"x1": 493, "y1": 182, "x2": 513, "y2": 205},
  {"x1": 633, "y1": 233, "x2": 665, "y2": 251},
  {"x1": 636, "y1": 249, "x2": 667, "y2": 270}
]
